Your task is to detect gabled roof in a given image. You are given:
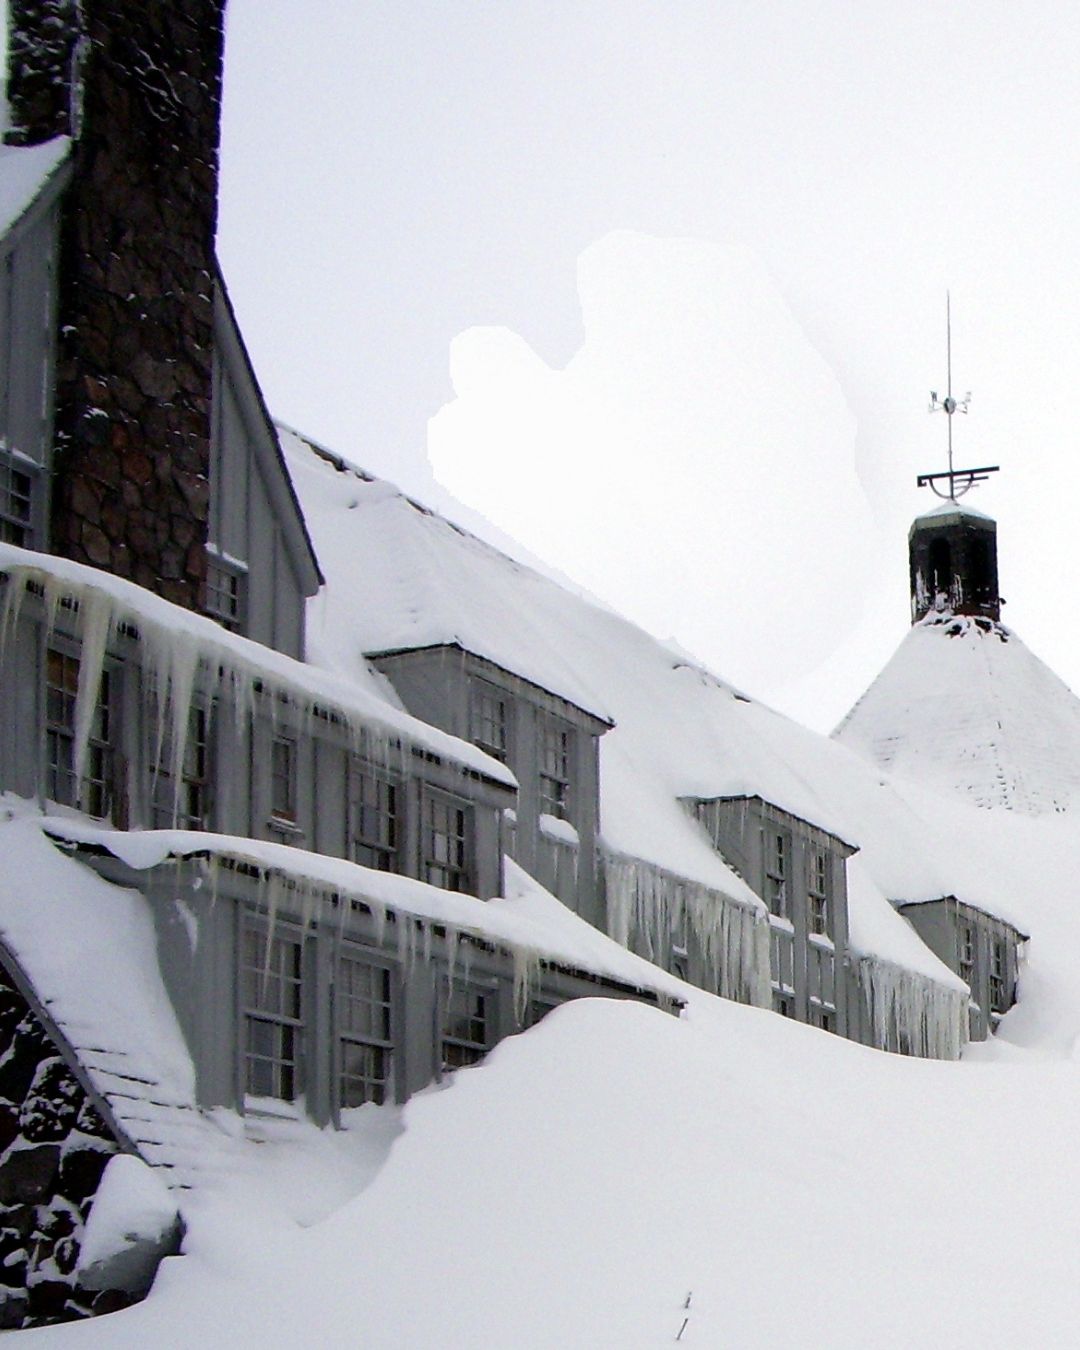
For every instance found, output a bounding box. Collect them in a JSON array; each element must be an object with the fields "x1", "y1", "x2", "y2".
[
  {"x1": 214, "y1": 272, "x2": 323, "y2": 595},
  {"x1": 0, "y1": 812, "x2": 226, "y2": 1190},
  {"x1": 0, "y1": 134, "x2": 69, "y2": 242}
]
